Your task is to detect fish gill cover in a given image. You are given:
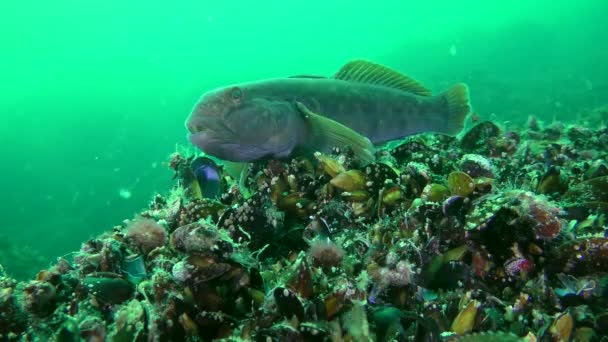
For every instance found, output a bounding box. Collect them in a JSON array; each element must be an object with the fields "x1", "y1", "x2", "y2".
[{"x1": 1, "y1": 0, "x2": 608, "y2": 341}]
